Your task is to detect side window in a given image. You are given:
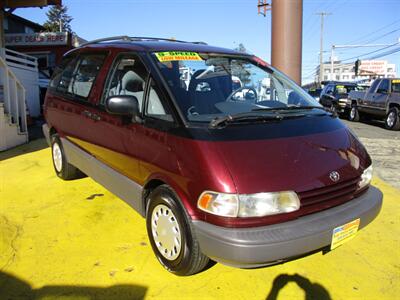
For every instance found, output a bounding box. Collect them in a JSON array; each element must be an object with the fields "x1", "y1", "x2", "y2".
[
  {"x1": 369, "y1": 80, "x2": 380, "y2": 93},
  {"x1": 68, "y1": 54, "x2": 106, "y2": 99},
  {"x1": 325, "y1": 85, "x2": 333, "y2": 94},
  {"x1": 377, "y1": 80, "x2": 389, "y2": 93},
  {"x1": 145, "y1": 79, "x2": 173, "y2": 122},
  {"x1": 50, "y1": 55, "x2": 77, "y2": 92},
  {"x1": 103, "y1": 54, "x2": 148, "y2": 112}
]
